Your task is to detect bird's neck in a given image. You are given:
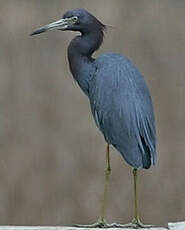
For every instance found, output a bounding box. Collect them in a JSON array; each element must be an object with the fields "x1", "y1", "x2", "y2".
[{"x1": 67, "y1": 30, "x2": 104, "y2": 95}]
